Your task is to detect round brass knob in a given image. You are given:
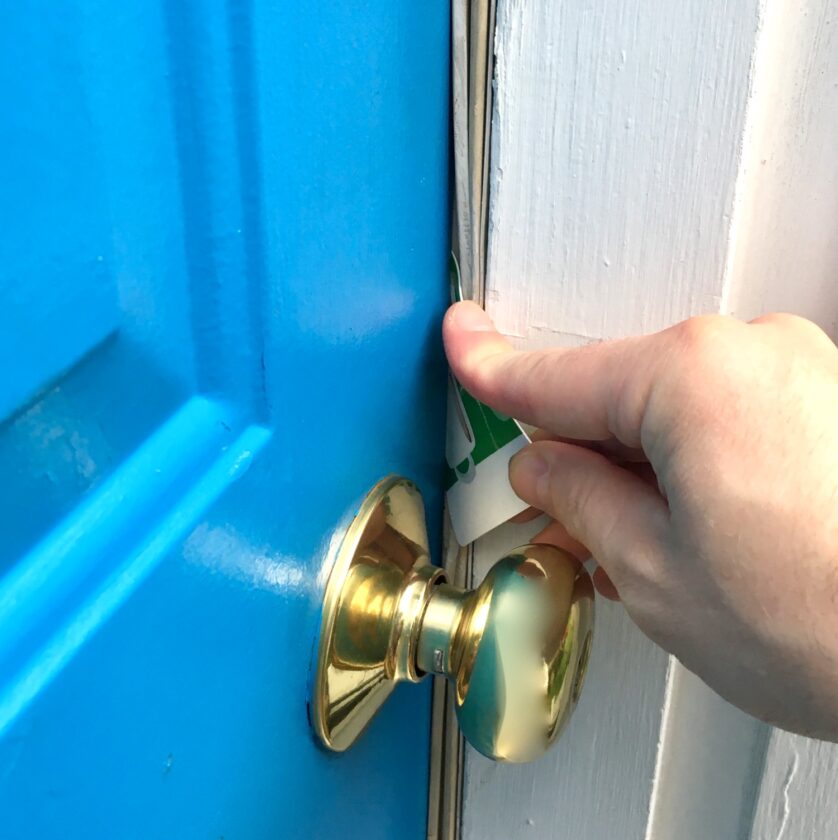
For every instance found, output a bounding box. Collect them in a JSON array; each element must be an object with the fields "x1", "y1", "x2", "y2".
[
  {"x1": 417, "y1": 545, "x2": 594, "y2": 762},
  {"x1": 310, "y1": 476, "x2": 594, "y2": 763}
]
